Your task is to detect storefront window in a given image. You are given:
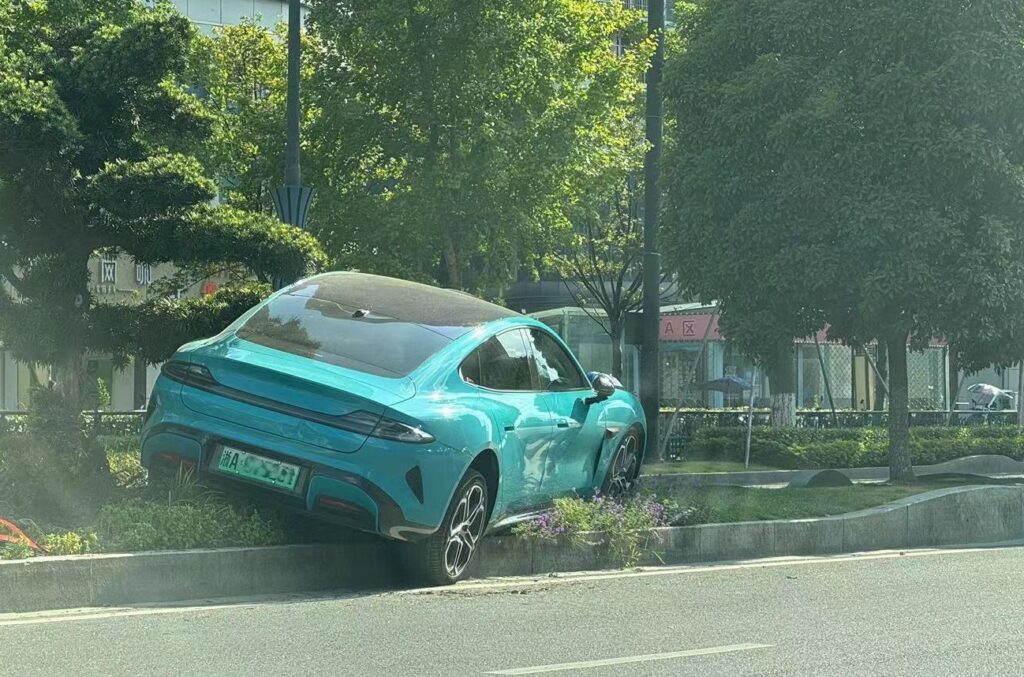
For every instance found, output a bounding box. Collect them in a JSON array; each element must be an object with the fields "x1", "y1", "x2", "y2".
[
  {"x1": 797, "y1": 343, "x2": 853, "y2": 410},
  {"x1": 661, "y1": 343, "x2": 707, "y2": 407}
]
